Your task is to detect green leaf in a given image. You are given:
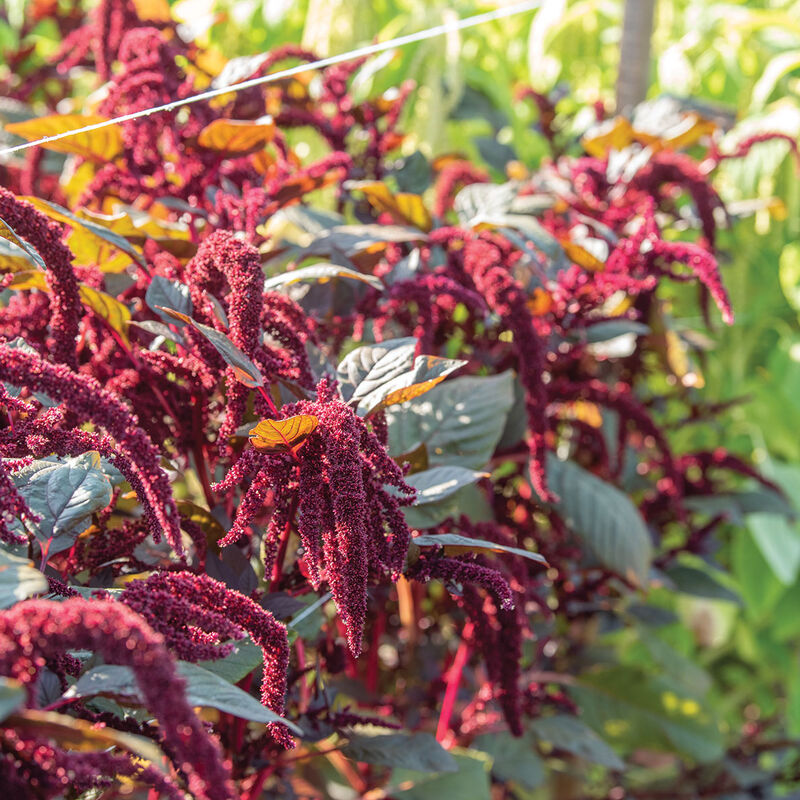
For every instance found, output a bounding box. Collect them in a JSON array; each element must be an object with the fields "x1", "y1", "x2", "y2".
[
  {"x1": 337, "y1": 338, "x2": 418, "y2": 404},
  {"x1": 342, "y1": 727, "x2": 457, "y2": 773},
  {"x1": 530, "y1": 714, "x2": 624, "y2": 770},
  {"x1": 542, "y1": 454, "x2": 652, "y2": 586},
  {"x1": 337, "y1": 338, "x2": 466, "y2": 416},
  {"x1": 197, "y1": 639, "x2": 263, "y2": 684},
  {"x1": 0, "y1": 550, "x2": 48, "y2": 608},
  {"x1": 387, "y1": 372, "x2": 515, "y2": 470},
  {"x1": 389, "y1": 748, "x2": 492, "y2": 800},
  {"x1": 471, "y1": 732, "x2": 546, "y2": 790},
  {"x1": 414, "y1": 532, "x2": 547, "y2": 565},
  {"x1": 293, "y1": 224, "x2": 427, "y2": 259},
  {"x1": 404, "y1": 466, "x2": 486, "y2": 505},
  {"x1": 402, "y1": 483, "x2": 494, "y2": 530},
  {"x1": 746, "y1": 512, "x2": 800, "y2": 585},
  {"x1": 572, "y1": 667, "x2": 723, "y2": 763},
  {"x1": 0, "y1": 677, "x2": 25, "y2": 722},
  {"x1": 11, "y1": 452, "x2": 113, "y2": 553},
  {"x1": 265, "y1": 262, "x2": 384, "y2": 291},
  {"x1": 65, "y1": 662, "x2": 302, "y2": 734},
  {"x1": 665, "y1": 564, "x2": 742, "y2": 605},
  {"x1": 0, "y1": 215, "x2": 47, "y2": 270},
  {"x1": 582, "y1": 320, "x2": 651, "y2": 343},
  {"x1": 145, "y1": 276, "x2": 192, "y2": 324}
]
